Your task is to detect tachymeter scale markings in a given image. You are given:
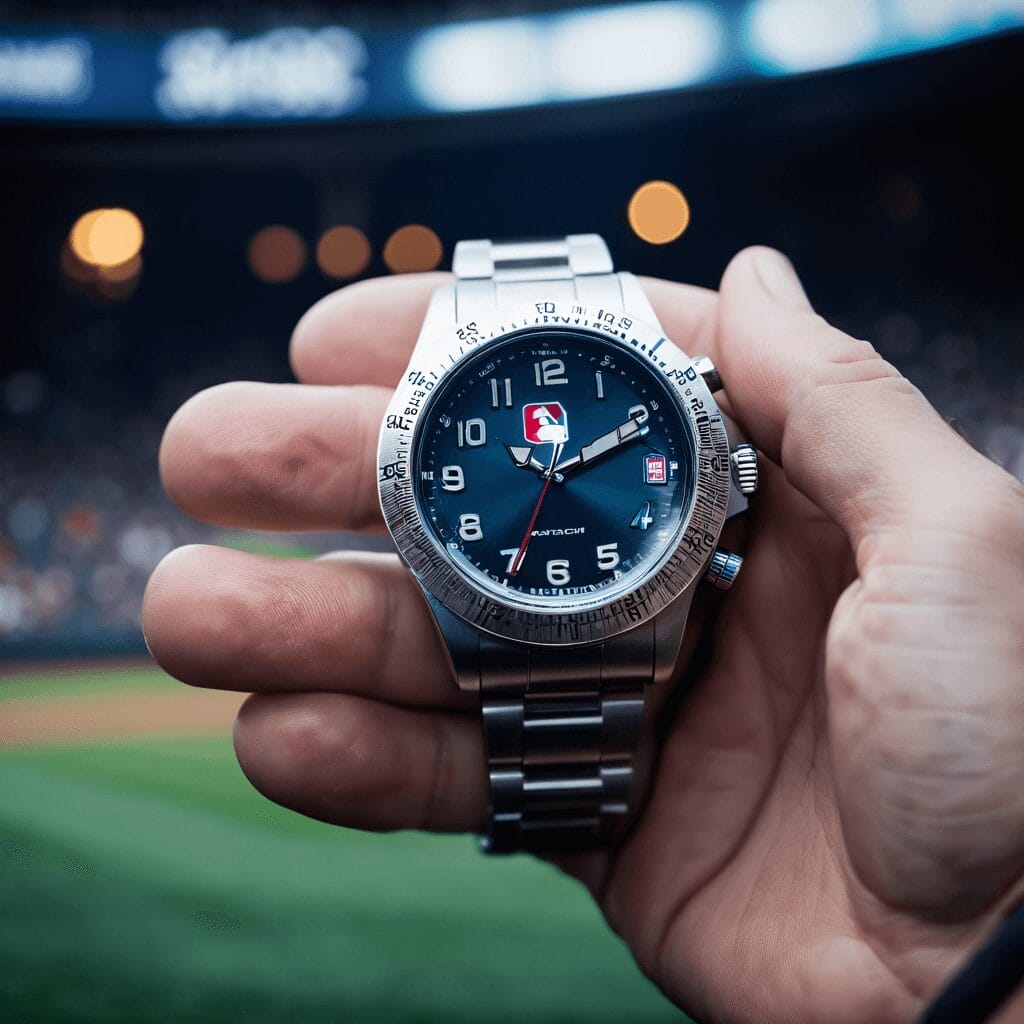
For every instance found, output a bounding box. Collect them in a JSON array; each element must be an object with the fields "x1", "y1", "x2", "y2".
[{"x1": 414, "y1": 330, "x2": 694, "y2": 602}]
